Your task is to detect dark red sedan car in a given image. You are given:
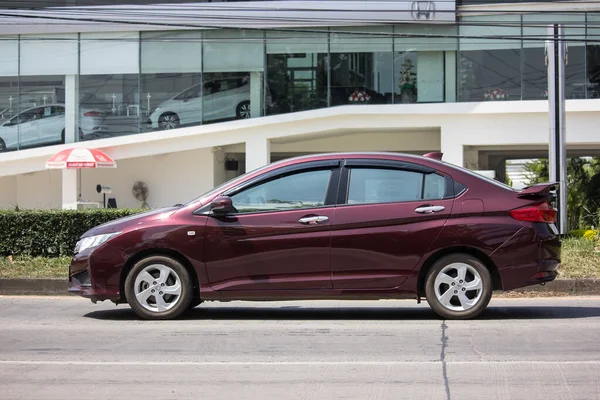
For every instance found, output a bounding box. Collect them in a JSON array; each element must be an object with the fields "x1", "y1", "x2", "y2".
[{"x1": 69, "y1": 152, "x2": 561, "y2": 320}]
